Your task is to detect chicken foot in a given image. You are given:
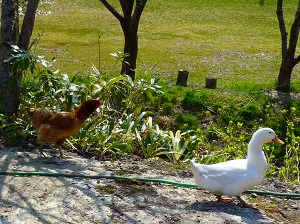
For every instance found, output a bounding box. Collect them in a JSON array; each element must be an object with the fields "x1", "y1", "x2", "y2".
[
  {"x1": 38, "y1": 144, "x2": 47, "y2": 157},
  {"x1": 57, "y1": 146, "x2": 71, "y2": 159},
  {"x1": 38, "y1": 143, "x2": 70, "y2": 159}
]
